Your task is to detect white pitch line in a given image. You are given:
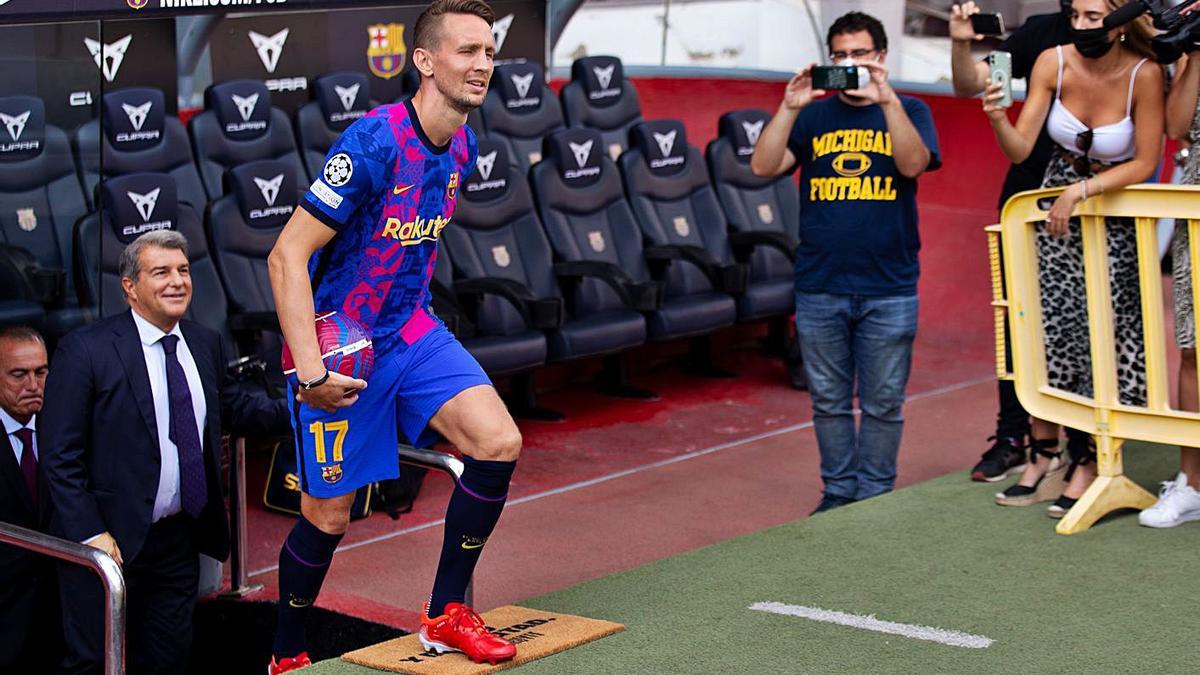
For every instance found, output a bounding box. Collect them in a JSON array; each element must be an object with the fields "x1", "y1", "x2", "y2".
[
  {"x1": 749, "y1": 602, "x2": 994, "y2": 649},
  {"x1": 247, "y1": 374, "x2": 994, "y2": 578}
]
